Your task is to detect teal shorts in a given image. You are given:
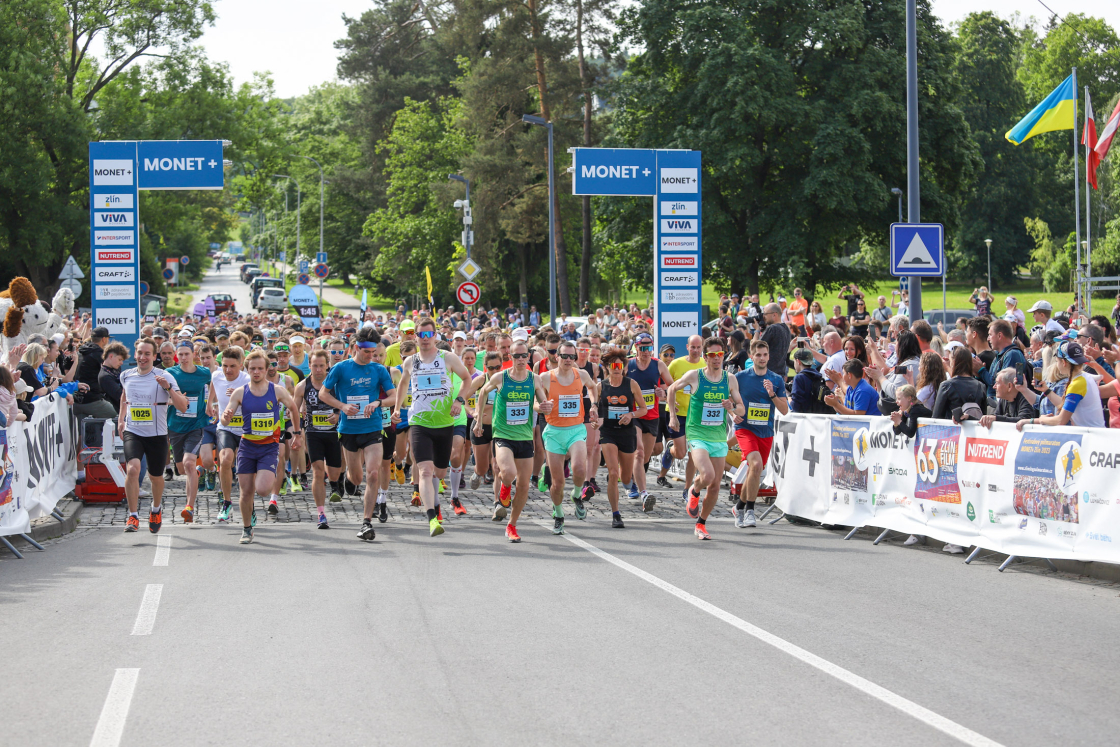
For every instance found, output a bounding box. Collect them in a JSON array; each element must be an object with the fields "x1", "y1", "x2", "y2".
[
  {"x1": 542, "y1": 423, "x2": 587, "y2": 455},
  {"x1": 688, "y1": 439, "x2": 728, "y2": 459}
]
